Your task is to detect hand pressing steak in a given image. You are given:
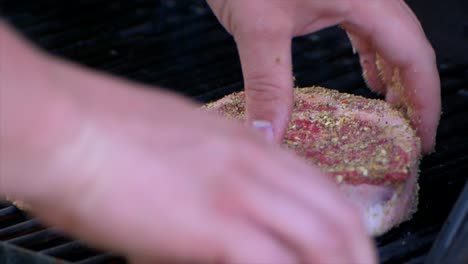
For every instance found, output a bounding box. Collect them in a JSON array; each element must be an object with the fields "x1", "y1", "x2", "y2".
[{"x1": 203, "y1": 86, "x2": 421, "y2": 236}]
